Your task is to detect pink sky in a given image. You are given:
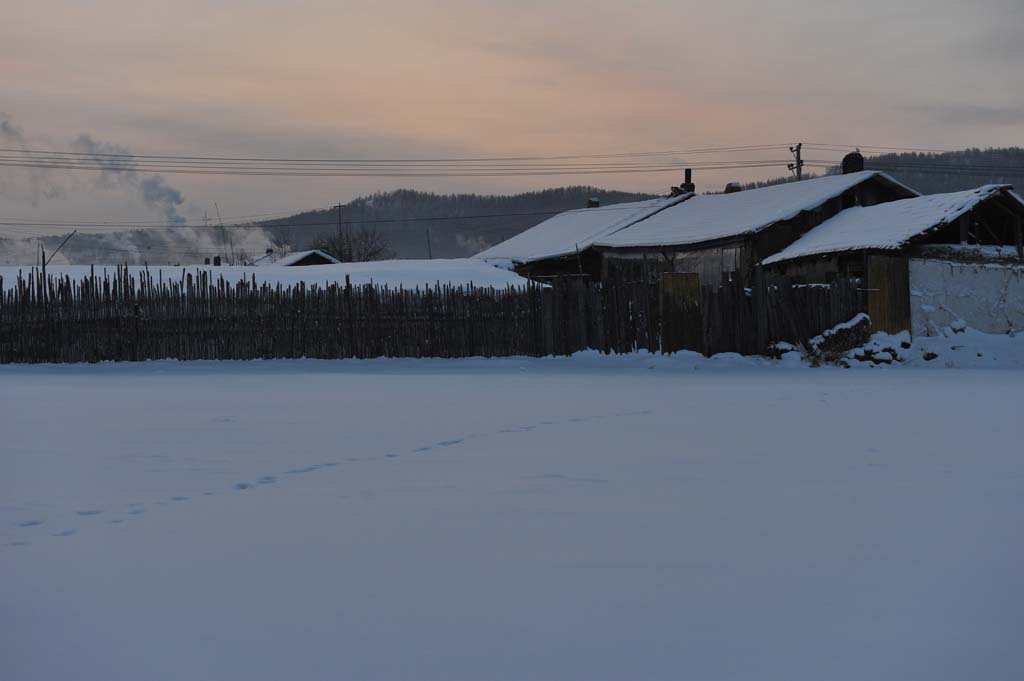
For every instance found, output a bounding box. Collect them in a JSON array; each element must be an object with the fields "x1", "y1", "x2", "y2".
[{"x1": 2, "y1": 0, "x2": 1022, "y2": 226}]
